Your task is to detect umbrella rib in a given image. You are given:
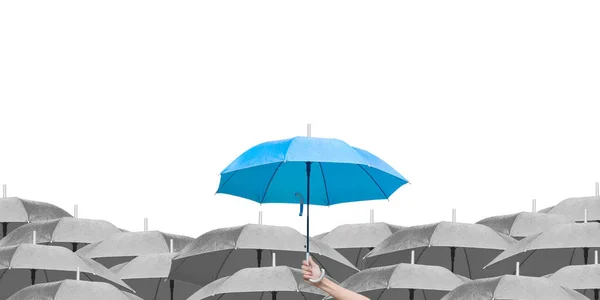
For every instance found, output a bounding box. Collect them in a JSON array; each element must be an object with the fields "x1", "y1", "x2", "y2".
[
  {"x1": 421, "y1": 289, "x2": 428, "y2": 300},
  {"x1": 214, "y1": 249, "x2": 235, "y2": 280},
  {"x1": 462, "y1": 248, "x2": 472, "y2": 279},
  {"x1": 358, "y1": 165, "x2": 388, "y2": 199},
  {"x1": 515, "y1": 250, "x2": 537, "y2": 274},
  {"x1": 374, "y1": 288, "x2": 386, "y2": 300},
  {"x1": 568, "y1": 248, "x2": 576, "y2": 265},
  {"x1": 153, "y1": 278, "x2": 161, "y2": 300},
  {"x1": 260, "y1": 162, "x2": 284, "y2": 204},
  {"x1": 318, "y1": 162, "x2": 331, "y2": 206},
  {"x1": 218, "y1": 170, "x2": 239, "y2": 194}
]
